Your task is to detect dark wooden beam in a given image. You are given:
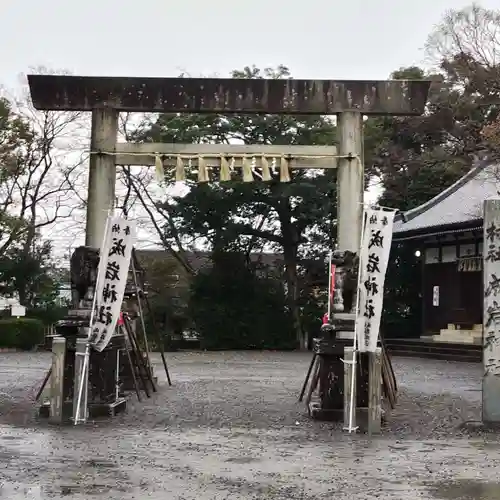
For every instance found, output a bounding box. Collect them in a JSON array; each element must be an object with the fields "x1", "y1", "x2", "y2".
[{"x1": 27, "y1": 75, "x2": 431, "y2": 115}]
